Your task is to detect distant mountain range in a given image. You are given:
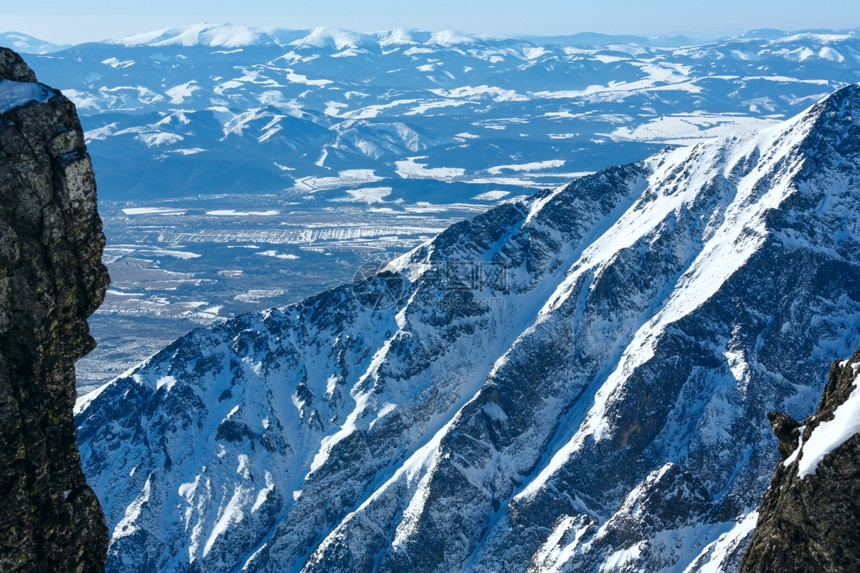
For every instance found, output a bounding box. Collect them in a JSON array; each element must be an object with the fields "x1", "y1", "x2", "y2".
[
  {"x1": 0, "y1": 32, "x2": 69, "y2": 54},
  {"x1": 75, "y1": 82, "x2": 860, "y2": 572},
  {"x1": 12, "y1": 24, "x2": 860, "y2": 204}
]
